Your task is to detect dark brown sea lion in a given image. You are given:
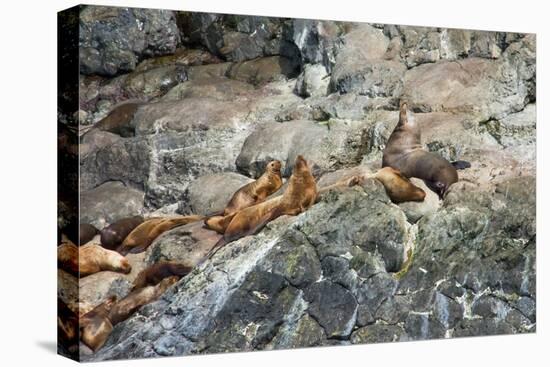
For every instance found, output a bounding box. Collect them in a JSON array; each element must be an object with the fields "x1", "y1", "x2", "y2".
[
  {"x1": 90, "y1": 102, "x2": 141, "y2": 137},
  {"x1": 100, "y1": 215, "x2": 144, "y2": 250},
  {"x1": 117, "y1": 215, "x2": 204, "y2": 255},
  {"x1": 80, "y1": 223, "x2": 99, "y2": 246},
  {"x1": 79, "y1": 244, "x2": 131, "y2": 277},
  {"x1": 204, "y1": 160, "x2": 283, "y2": 233},
  {"x1": 58, "y1": 241, "x2": 79, "y2": 276},
  {"x1": 382, "y1": 101, "x2": 470, "y2": 198},
  {"x1": 108, "y1": 276, "x2": 179, "y2": 325},
  {"x1": 79, "y1": 296, "x2": 117, "y2": 352},
  {"x1": 206, "y1": 155, "x2": 317, "y2": 258},
  {"x1": 132, "y1": 261, "x2": 192, "y2": 290}
]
